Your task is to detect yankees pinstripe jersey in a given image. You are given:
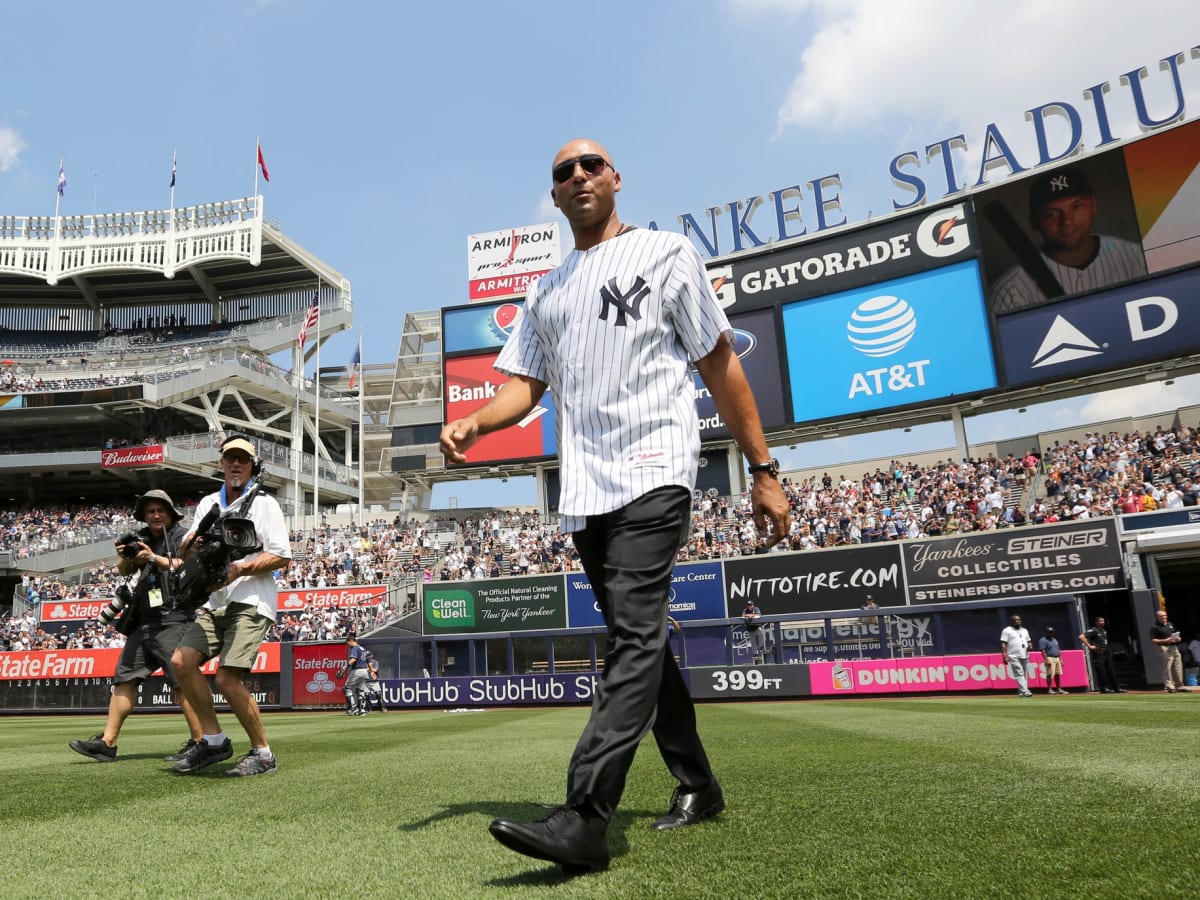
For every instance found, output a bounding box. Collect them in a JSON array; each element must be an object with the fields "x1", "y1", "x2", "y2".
[
  {"x1": 495, "y1": 228, "x2": 731, "y2": 531},
  {"x1": 991, "y1": 235, "x2": 1146, "y2": 314}
]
